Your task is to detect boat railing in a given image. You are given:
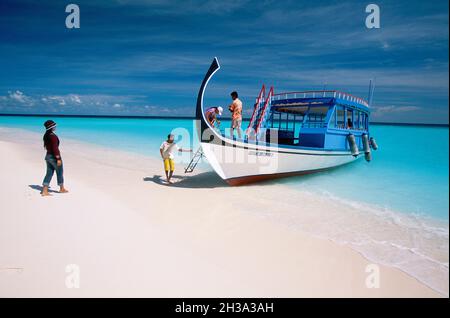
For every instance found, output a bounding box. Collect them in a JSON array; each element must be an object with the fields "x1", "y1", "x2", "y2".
[
  {"x1": 255, "y1": 86, "x2": 274, "y2": 133},
  {"x1": 272, "y1": 90, "x2": 369, "y2": 107},
  {"x1": 247, "y1": 84, "x2": 266, "y2": 133}
]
